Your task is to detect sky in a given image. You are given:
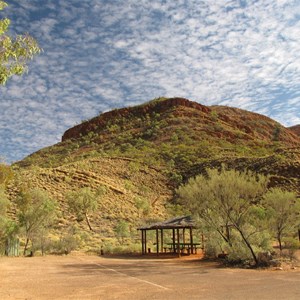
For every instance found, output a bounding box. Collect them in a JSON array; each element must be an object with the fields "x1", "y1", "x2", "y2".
[{"x1": 1, "y1": 0, "x2": 300, "y2": 164}]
